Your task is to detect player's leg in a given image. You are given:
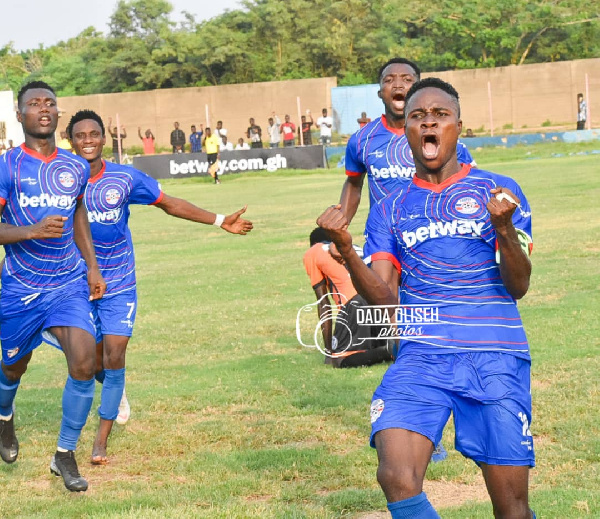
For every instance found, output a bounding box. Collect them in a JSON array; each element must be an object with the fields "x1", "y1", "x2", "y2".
[
  {"x1": 0, "y1": 354, "x2": 32, "y2": 463},
  {"x1": 374, "y1": 428, "x2": 441, "y2": 518},
  {"x1": 48, "y1": 325, "x2": 96, "y2": 492},
  {"x1": 480, "y1": 464, "x2": 533, "y2": 518},
  {"x1": 92, "y1": 334, "x2": 129, "y2": 464}
]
